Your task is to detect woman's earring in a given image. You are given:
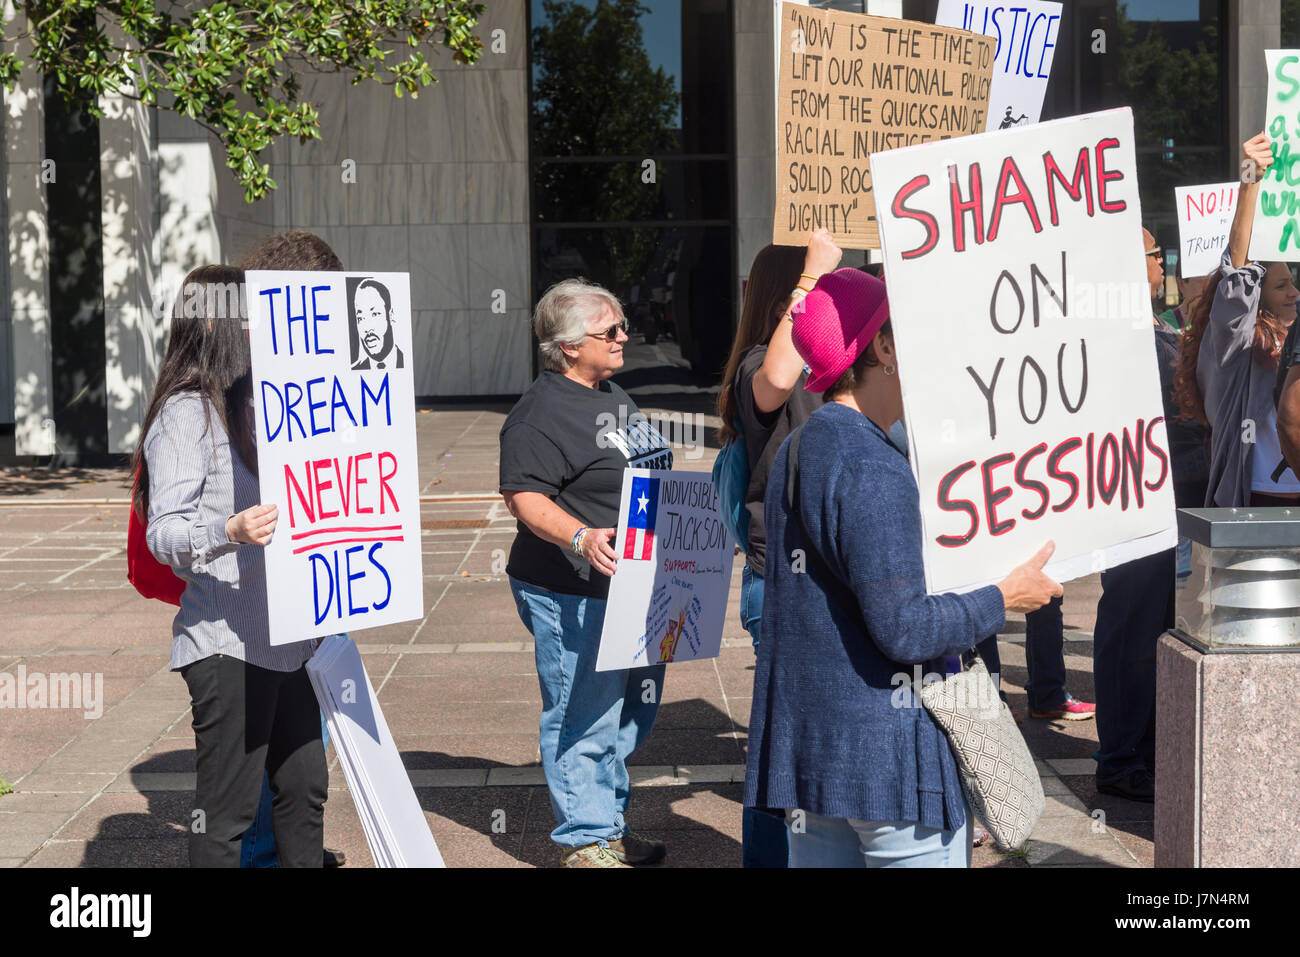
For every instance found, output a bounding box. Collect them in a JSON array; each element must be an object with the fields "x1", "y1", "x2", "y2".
[{"x1": 885, "y1": 364, "x2": 896, "y2": 376}]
